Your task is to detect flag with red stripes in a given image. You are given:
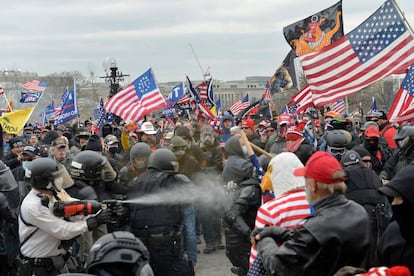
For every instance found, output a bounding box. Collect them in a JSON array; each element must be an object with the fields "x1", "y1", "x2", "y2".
[
  {"x1": 229, "y1": 94, "x2": 249, "y2": 115},
  {"x1": 21, "y1": 80, "x2": 48, "y2": 92},
  {"x1": 388, "y1": 65, "x2": 414, "y2": 123},
  {"x1": 299, "y1": 0, "x2": 414, "y2": 107},
  {"x1": 104, "y1": 68, "x2": 166, "y2": 122},
  {"x1": 289, "y1": 85, "x2": 313, "y2": 114},
  {"x1": 330, "y1": 99, "x2": 345, "y2": 114}
]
